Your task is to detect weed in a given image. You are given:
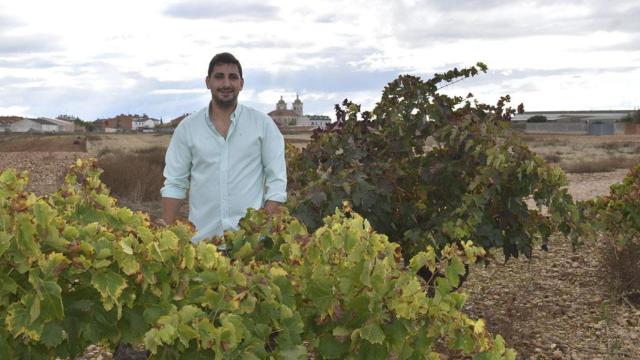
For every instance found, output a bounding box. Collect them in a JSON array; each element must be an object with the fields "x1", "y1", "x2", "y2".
[
  {"x1": 560, "y1": 156, "x2": 639, "y2": 173},
  {"x1": 98, "y1": 146, "x2": 166, "y2": 202},
  {"x1": 602, "y1": 236, "x2": 640, "y2": 305},
  {"x1": 543, "y1": 153, "x2": 562, "y2": 164}
]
